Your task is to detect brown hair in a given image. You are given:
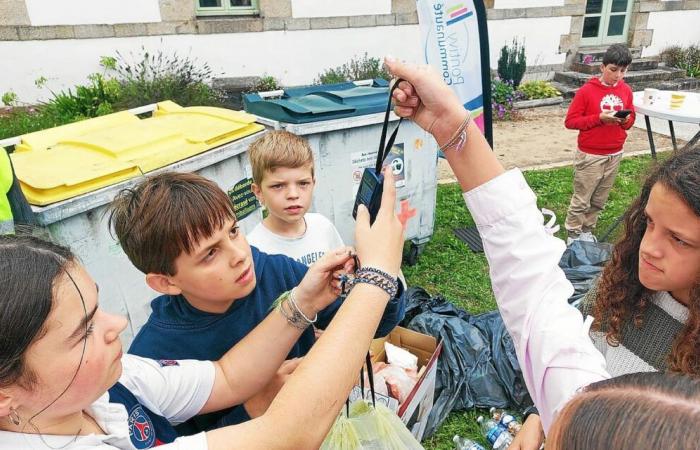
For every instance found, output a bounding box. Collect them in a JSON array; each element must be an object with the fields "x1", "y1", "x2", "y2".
[
  {"x1": 593, "y1": 140, "x2": 700, "y2": 374},
  {"x1": 248, "y1": 130, "x2": 314, "y2": 185},
  {"x1": 107, "y1": 172, "x2": 235, "y2": 275},
  {"x1": 0, "y1": 235, "x2": 75, "y2": 389},
  {"x1": 548, "y1": 372, "x2": 700, "y2": 449}
]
